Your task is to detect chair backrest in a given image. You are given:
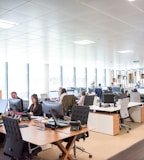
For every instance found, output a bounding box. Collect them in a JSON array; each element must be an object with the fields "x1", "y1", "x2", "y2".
[
  {"x1": 130, "y1": 92, "x2": 141, "y2": 102},
  {"x1": 40, "y1": 93, "x2": 48, "y2": 100},
  {"x1": 2, "y1": 116, "x2": 23, "y2": 159},
  {"x1": 71, "y1": 106, "x2": 89, "y2": 125},
  {"x1": 23, "y1": 100, "x2": 29, "y2": 111},
  {"x1": 120, "y1": 98, "x2": 130, "y2": 119},
  {"x1": 62, "y1": 95, "x2": 75, "y2": 111},
  {"x1": 84, "y1": 95, "x2": 95, "y2": 106}
]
